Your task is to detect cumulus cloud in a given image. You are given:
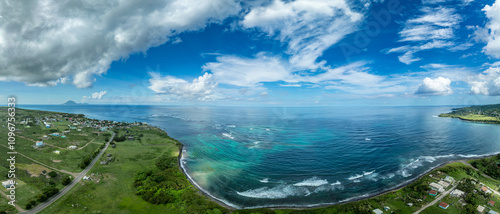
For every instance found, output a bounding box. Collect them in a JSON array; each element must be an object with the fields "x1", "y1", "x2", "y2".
[
  {"x1": 83, "y1": 91, "x2": 108, "y2": 100},
  {"x1": 415, "y1": 77, "x2": 453, "y2": 96},
  {"x1": 388, "y1": 6, "x2": 463, "y2": 64},
  {"x1": 203, "y1": 53, "x2": 407, "y2": 94},
  {"x1": 469, "y1": 66, "x2": 500, "y2": 96},
  {"x1": 0, "y1": 0, "x2": 241, "y2": 88},
  {"x1": 203, "y1": 53, "x2": 291, "y2": 87},
  {"x1": 241, "y1": 0, "x2": 363, "y2": 69},
  {"x1": 482, "y1": 0, "x2": 500, "y2": 58},
  {"x1": 148, "y1": 72, "x2": 217, "y2": 101}
]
